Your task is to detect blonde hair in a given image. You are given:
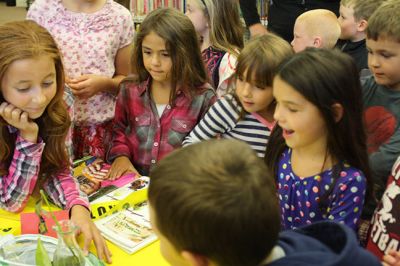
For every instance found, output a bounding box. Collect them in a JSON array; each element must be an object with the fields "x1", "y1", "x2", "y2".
[
  {"x1": 341, "y1": 0, "x2": 386, "y2": 21},
  {"x1": 297, "y1": 9, "x2": 341, "y2": 48},
  {"x1": 196, "y1": 0, "x2": 244, "y2": 56},
  {"x1": 0, "y1": 20, "x2": 70, "y2": 177}
]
